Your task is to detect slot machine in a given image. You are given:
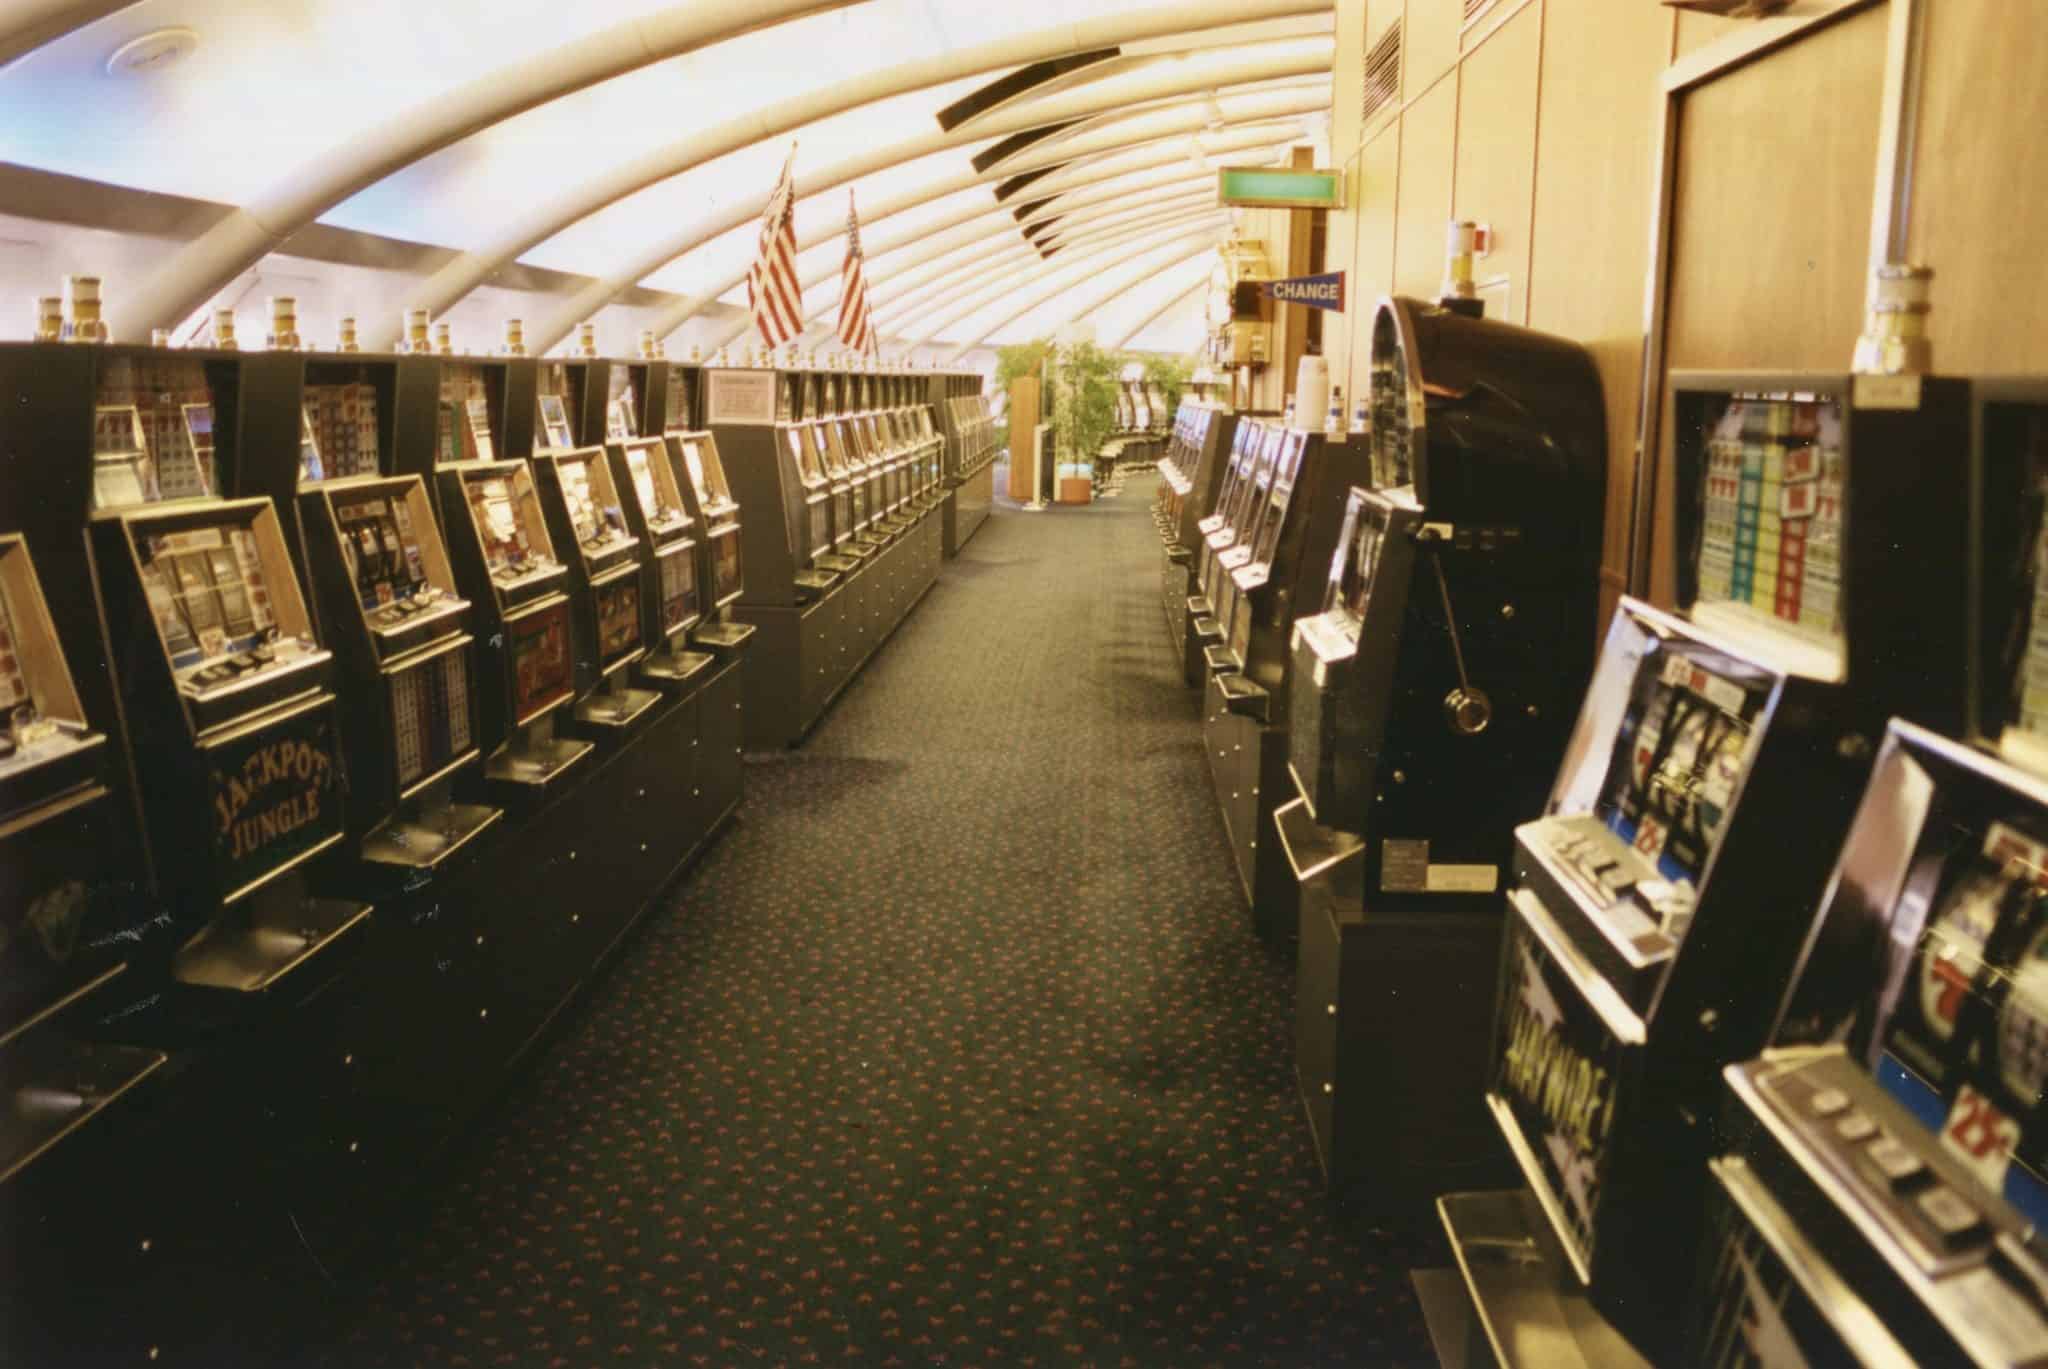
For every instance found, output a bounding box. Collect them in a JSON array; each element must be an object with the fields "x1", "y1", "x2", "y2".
[
  {"x1": 605, "y1": 434, "x2": 710, "y2": 687},
  {"x1": 1682, "y1": 379, "x2": 2048, "y2": 1366},
  {"x1": 1197, "y1": 423, "x2": 1359, "y2": 942},
  {"x1": 664, "y1": 429, "x2": 755, "y2": 655},
  {"x1": 1276, "y1": 296, "x2": 1607, "y2": 1205},
  {"x1": 289, "y1": 396, "x2": 503, "y2": 881},
  {"x1": 0, "y1": 526, "x2": 168, "y2": 1171},
  {"x1": 527, "y1": 444, "x2": 663, "y2": 737},
  {"x1": 822, "y1": 419, "x2": 879, "y2": 557},
  {"x1": 1162, "y1": 405, "x2": 1240, "y2": 658},
  {"x1": 435, "y1": 442, "x2": 593, "y2": 808},
  {"x1": 1463, "y1": 370, "x2": 1971, "y2": 1359},
  {"x1": 1186, "y1": 421, "x2": 1279, "y2": 689}
]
